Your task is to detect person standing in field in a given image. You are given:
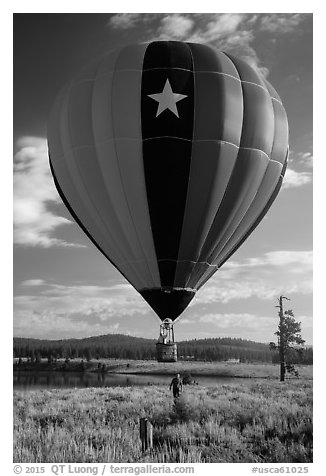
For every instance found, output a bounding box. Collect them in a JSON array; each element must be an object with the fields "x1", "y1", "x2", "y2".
[{"x1": 170, "y1": 373, "x2": 183, "y2": 398}]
